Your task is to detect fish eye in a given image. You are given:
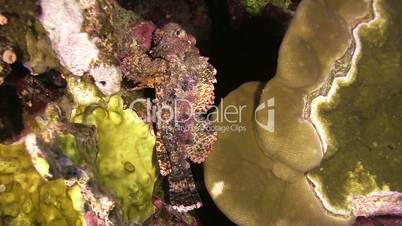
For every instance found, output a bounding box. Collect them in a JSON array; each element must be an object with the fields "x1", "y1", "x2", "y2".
[{"x1": 175, "y1": 29, "x2": 186, "y2": 38}]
